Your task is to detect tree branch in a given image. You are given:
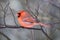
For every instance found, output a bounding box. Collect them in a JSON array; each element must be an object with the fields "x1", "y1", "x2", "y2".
[
  {"x1": 0, "y1": 24, "x2": 41, "y2": 30},
  {"x1": 0, "y1": 32, "x2": 10, "y2": 40}
]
